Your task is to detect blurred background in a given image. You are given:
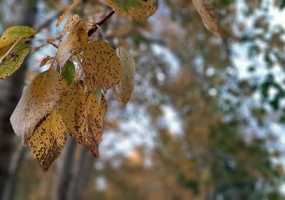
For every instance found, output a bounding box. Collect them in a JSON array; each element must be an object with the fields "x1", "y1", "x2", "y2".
[{"x1": 1, "y1": 0, "x2": 285, "y2": 199}]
